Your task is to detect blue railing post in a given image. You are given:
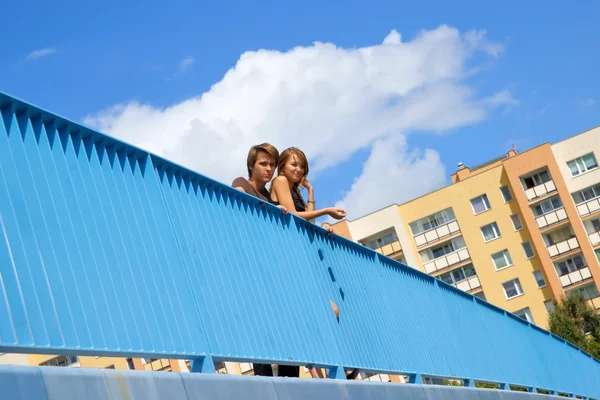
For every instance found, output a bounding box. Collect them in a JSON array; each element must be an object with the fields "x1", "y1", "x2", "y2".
[
  {"x1": 408, "y1": 373, "x2": 423, "y2": 384},
  {"x1": 190, "y1": 356, "x2": 216, "y2": 373},
  {"x1": 326, "y1": 365, "x2": 347, "y2": 380}
]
